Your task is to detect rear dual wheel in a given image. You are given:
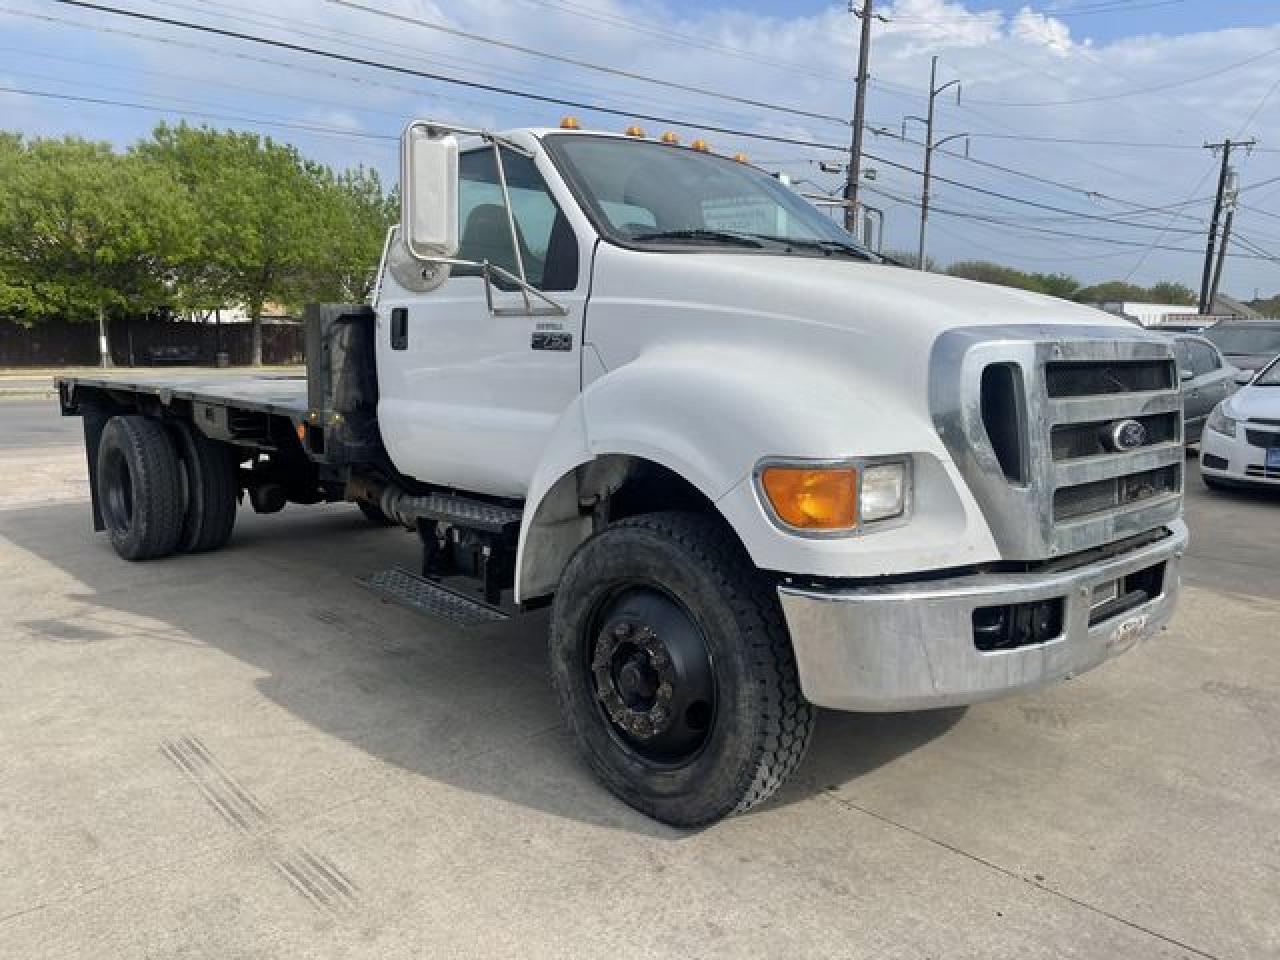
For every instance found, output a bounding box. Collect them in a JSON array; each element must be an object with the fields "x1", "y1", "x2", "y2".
[
  {"x1": 549, "y1": 511, "x2": 815, "y2": 827},
  {"x1": 97, "y1": 415, "x2": 238, "y2": 561}
]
